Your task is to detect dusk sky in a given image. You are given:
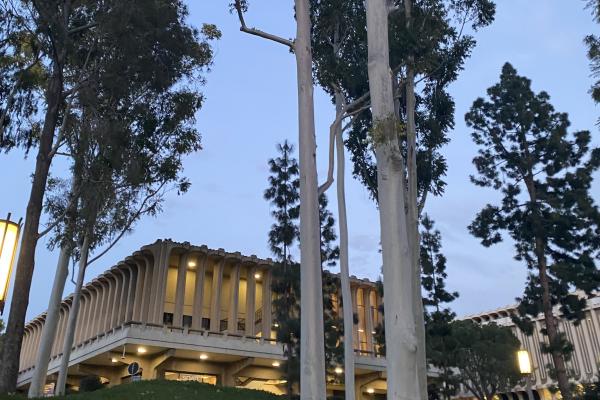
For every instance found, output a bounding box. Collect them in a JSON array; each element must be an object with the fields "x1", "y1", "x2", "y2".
[{"x1": 2, "y1": 1, "x2": 599, "y2": 322}]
